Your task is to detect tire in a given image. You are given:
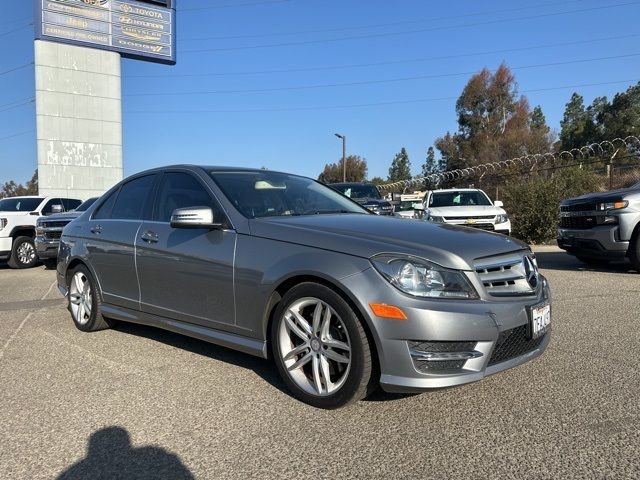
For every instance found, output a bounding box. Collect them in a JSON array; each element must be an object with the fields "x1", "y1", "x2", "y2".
[
  {"x1": 7, "y1": 236, "x2": 38, "y2": 269},
  {"x1": 271, "y1": 282, "x2": 373, "y2": 409},
  {"x1": 575, "y1": 255, "x2": 611, "y2": 267},
  {"x1": 67, "y1": 264, "x2": 114, "y2": 332},
  {"x1": 628, "y1": 229, "x2": 640, "y2": 272},
  {"x1": 43, "y1": 259, "x2": 58, "y2": 270}
]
